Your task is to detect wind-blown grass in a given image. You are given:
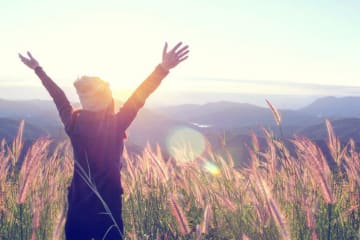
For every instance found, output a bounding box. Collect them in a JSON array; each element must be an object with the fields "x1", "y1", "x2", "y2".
[{"x1": 0, "y1": 118, "x2": 359, "y2": 239}]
